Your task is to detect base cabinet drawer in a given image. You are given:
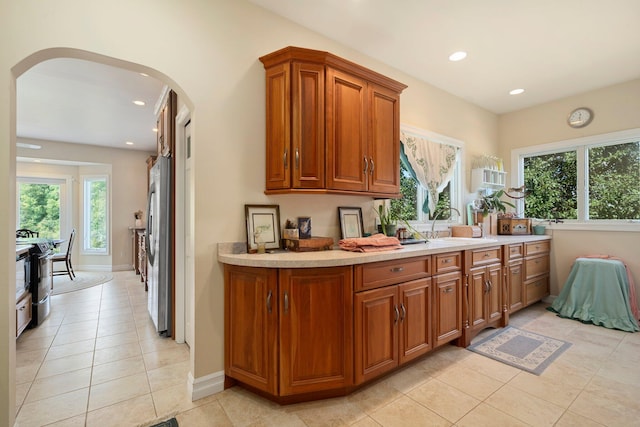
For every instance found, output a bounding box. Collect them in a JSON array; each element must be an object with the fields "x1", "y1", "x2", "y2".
[
  {"x1": 525, "y1": 275, "x2": 549, "y2": 305},
  {"x1": 16, "y1": 292, "x2": 32, "y2": 338},
  {"x1": 525, "y1": 255, "x2": 549, "y2": 280}
]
